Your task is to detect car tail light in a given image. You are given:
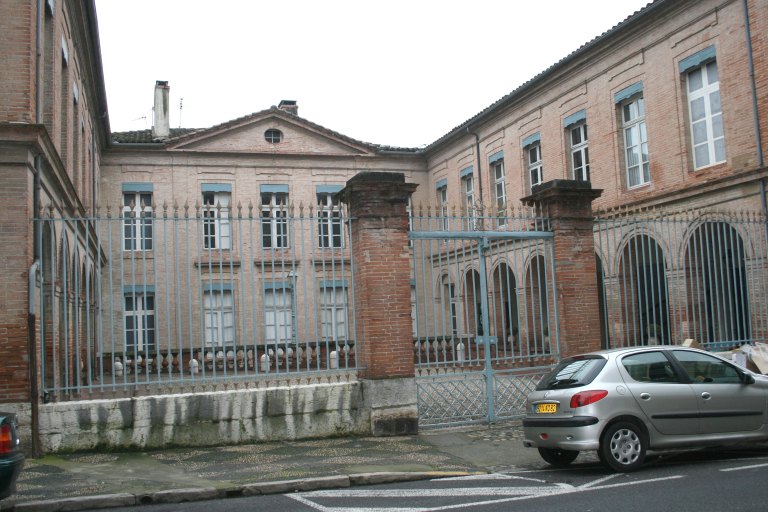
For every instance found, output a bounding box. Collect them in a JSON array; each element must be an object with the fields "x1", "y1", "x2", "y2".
[
  {"x1": 570, "y1": 390, "x2": 608, "y2": 408},
  {"x1": 0, "y1": 424, "x2": 13, "y2": 454}
]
